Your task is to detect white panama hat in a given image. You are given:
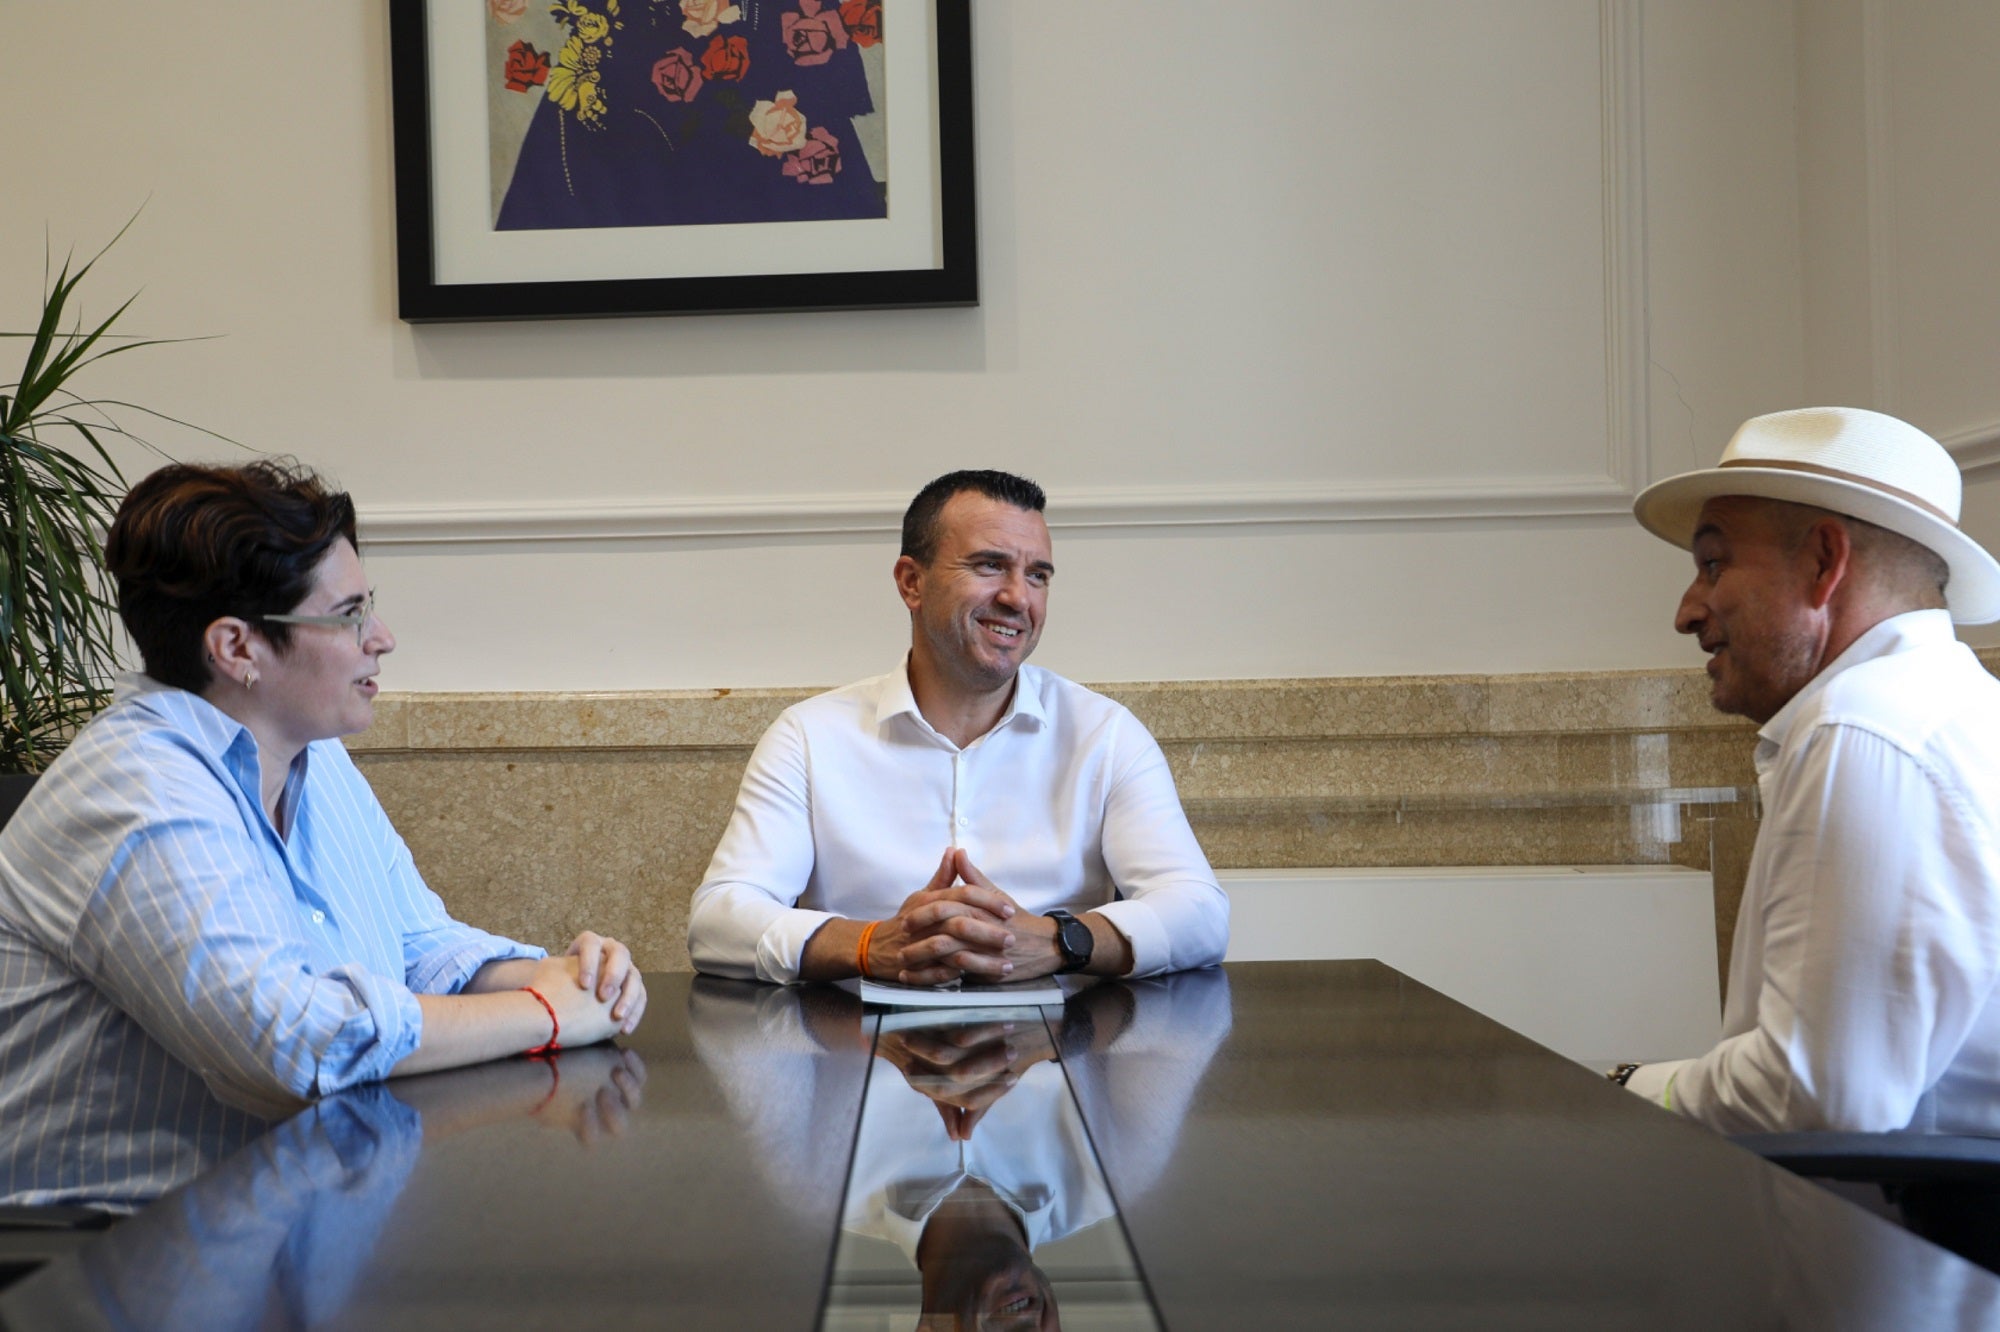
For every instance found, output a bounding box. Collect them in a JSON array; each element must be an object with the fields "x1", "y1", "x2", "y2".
[{"x1": 1633, "y1": 406, "x2": 2000, "y2": 624}]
